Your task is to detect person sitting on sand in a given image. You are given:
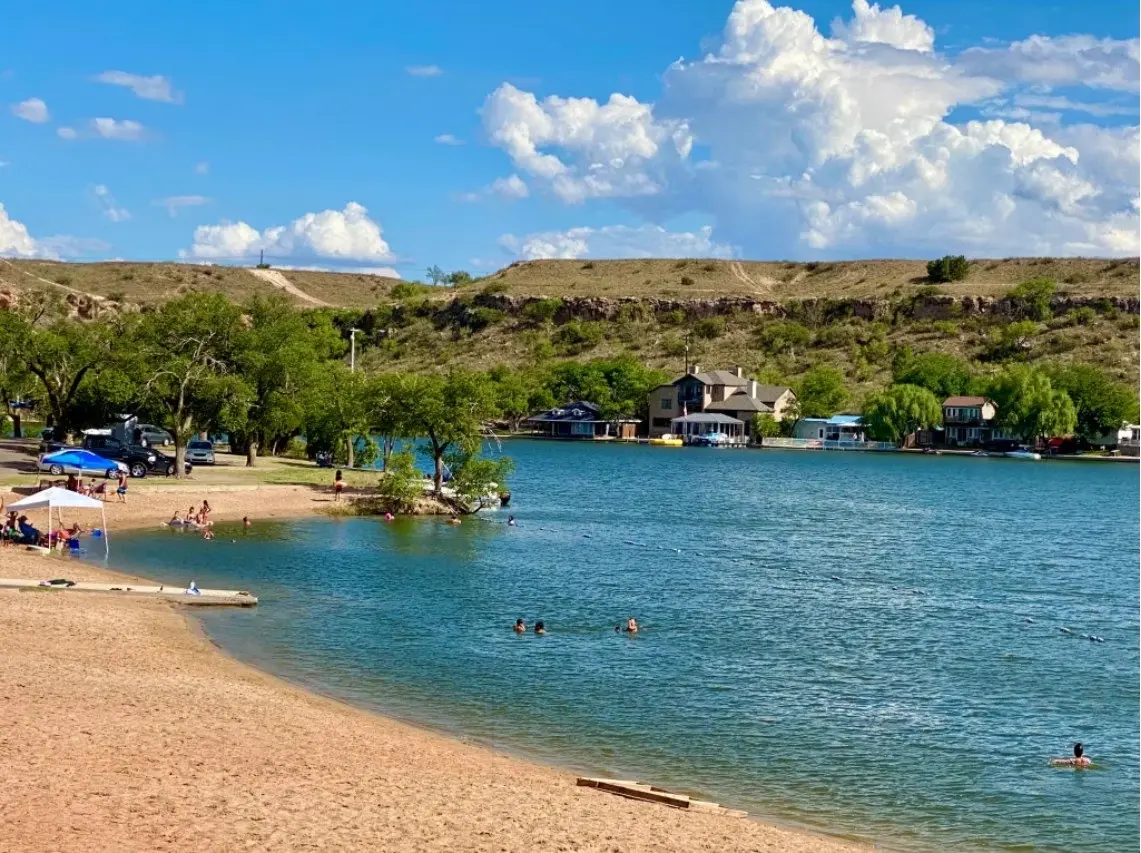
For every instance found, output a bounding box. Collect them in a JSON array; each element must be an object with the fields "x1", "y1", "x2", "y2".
[
  {"x1": 625, "y1": 617, "x2": 639, "y2": 634},
  {"x1": 168, "y1": 512, "x2": 184, "y2": 526},
  {"x1": 1051, "y1": 743, "x2": 1091, "y2": 768},
  {"x1": 534, "y1": 621, "x2": 545, "y2": 635},
  {"x1": 513, "y1": 618, "x2": 526, "y2": 634}
]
